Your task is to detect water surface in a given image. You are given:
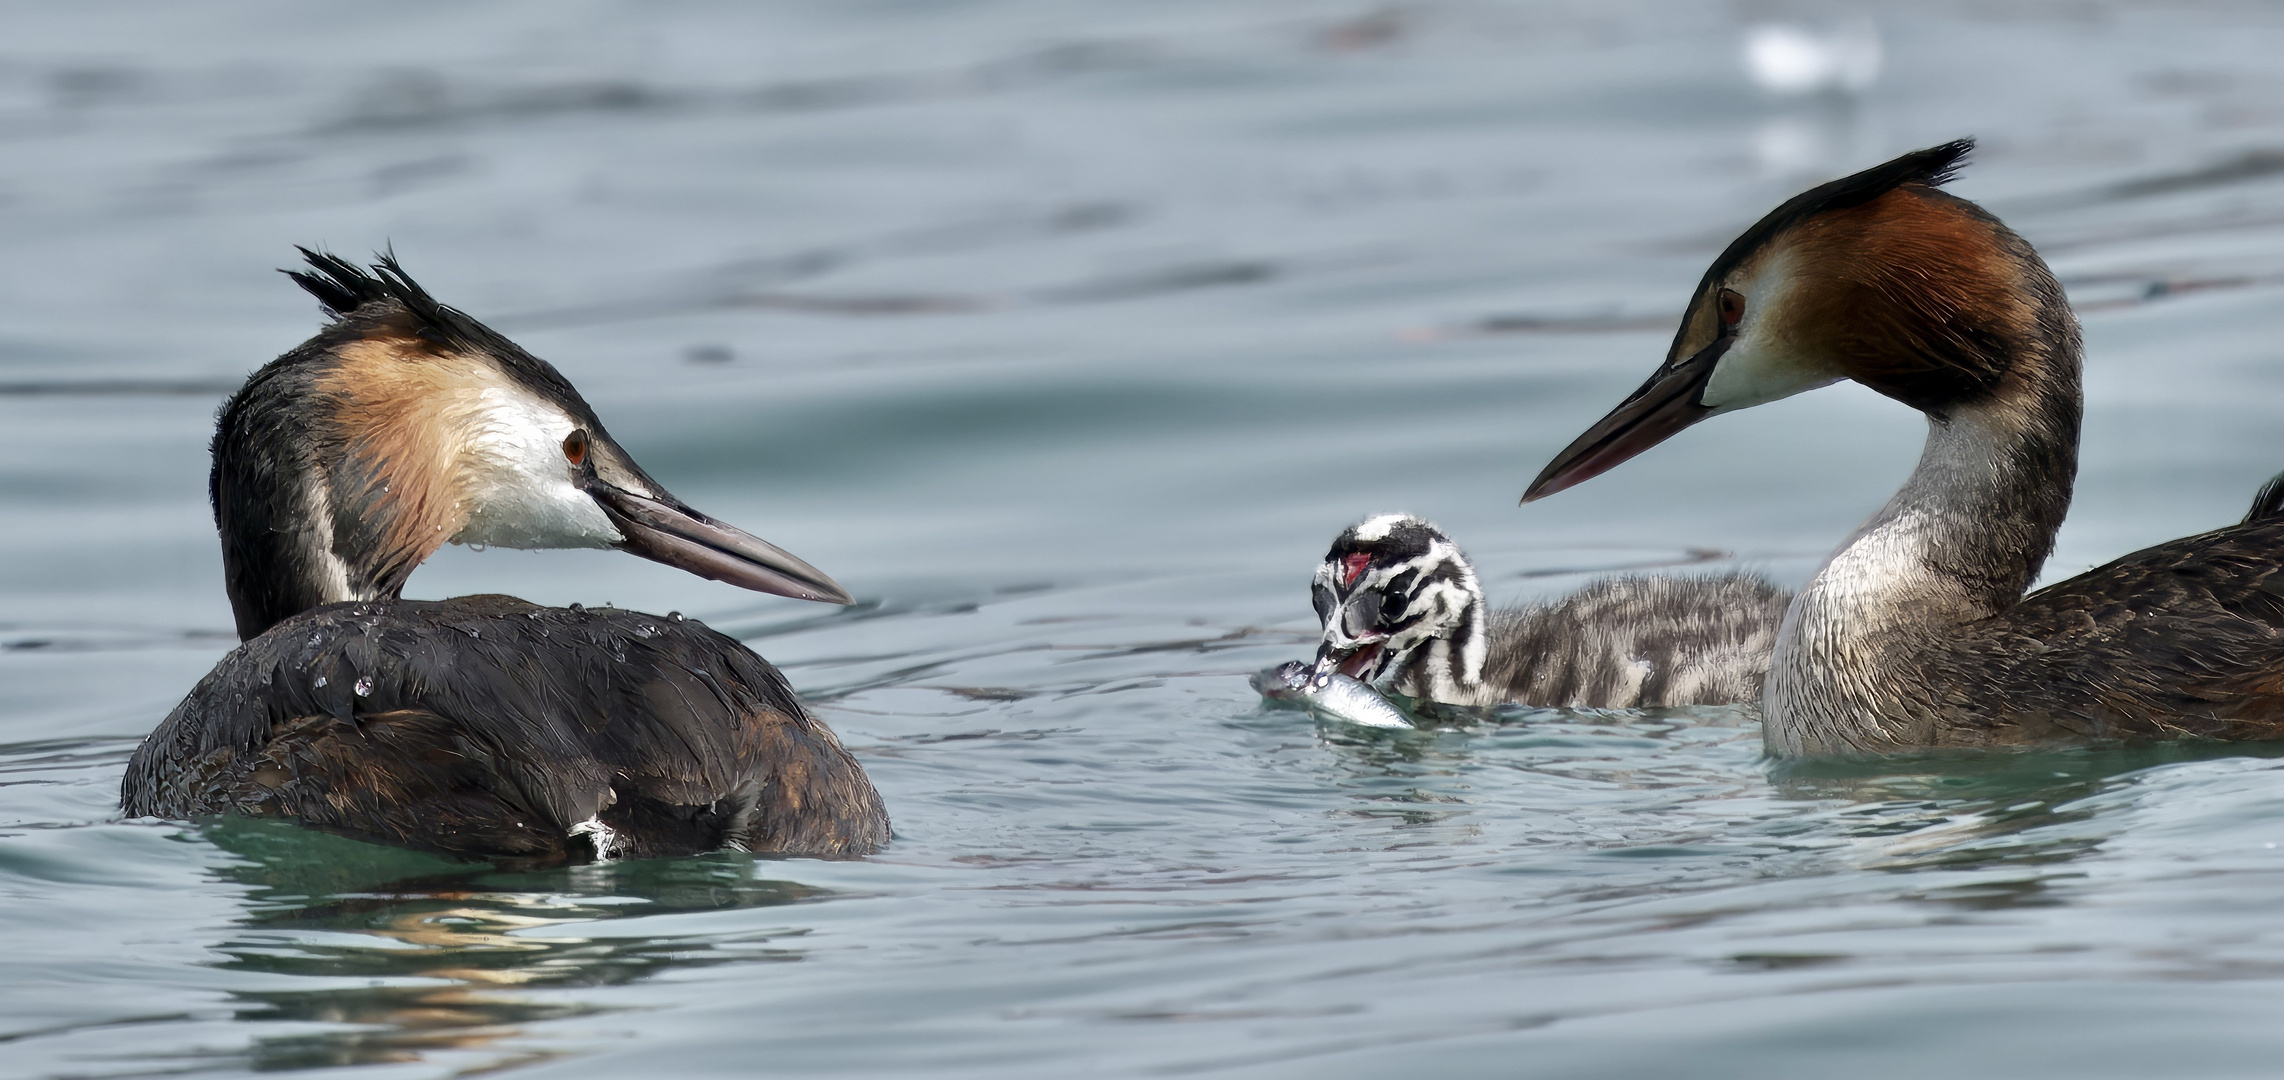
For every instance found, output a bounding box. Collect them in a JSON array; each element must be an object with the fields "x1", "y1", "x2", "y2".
[{"x1": 8, "y1": 2, "x2": 2284, "y2": 1076}]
